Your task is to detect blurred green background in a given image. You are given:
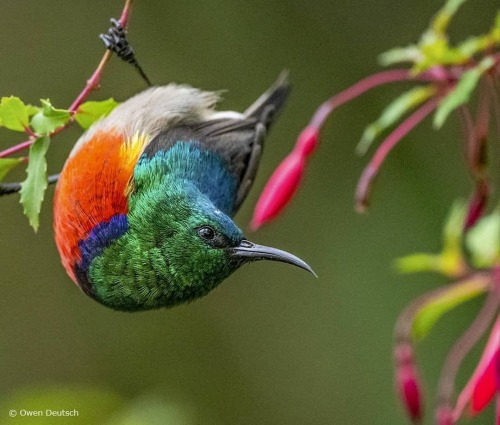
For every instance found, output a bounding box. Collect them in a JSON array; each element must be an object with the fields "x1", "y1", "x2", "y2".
[{"x1": 0, "y1": 1, "x2": 498, "y2": 424}]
